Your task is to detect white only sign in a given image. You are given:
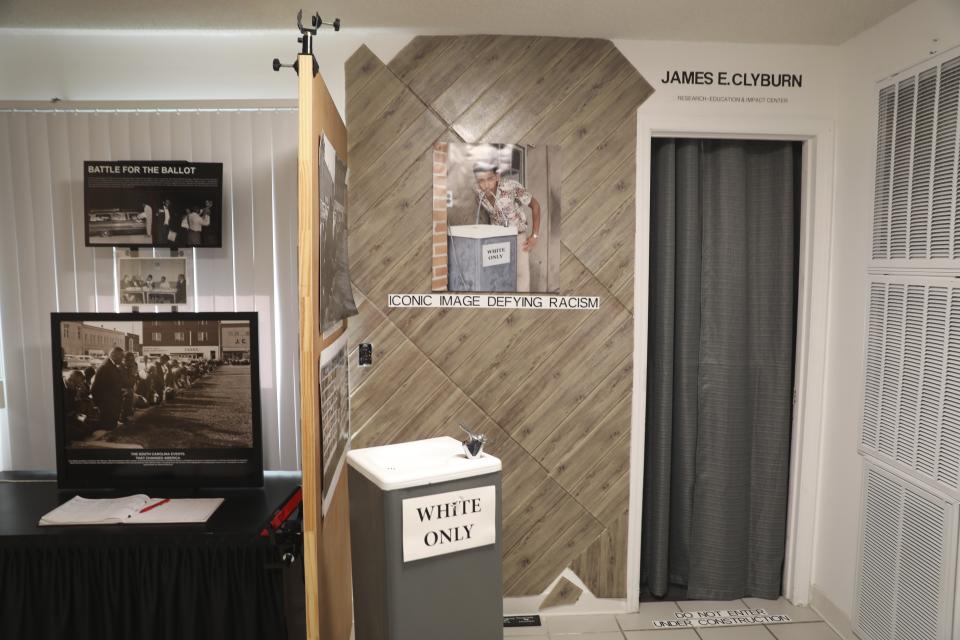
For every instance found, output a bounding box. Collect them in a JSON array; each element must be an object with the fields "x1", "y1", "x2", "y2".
[
  {"x1": 481, "y1": 242, "x2": 511, "y2": 267},
  {"x1": 402, "y1": 485, "x2": 496, "y2": 562}
]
